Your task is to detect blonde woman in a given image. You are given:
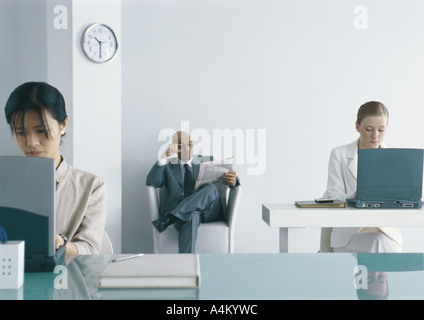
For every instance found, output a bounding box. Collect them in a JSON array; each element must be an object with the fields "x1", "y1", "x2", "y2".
[{"x1": 324, "y1": 101, "x2": 402, "y2": 253}]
